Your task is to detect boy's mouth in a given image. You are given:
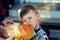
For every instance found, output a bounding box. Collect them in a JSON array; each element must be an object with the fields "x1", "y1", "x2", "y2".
[{"x1": 27, "y1": 24, "x2": 33, "y2": 28}]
